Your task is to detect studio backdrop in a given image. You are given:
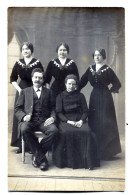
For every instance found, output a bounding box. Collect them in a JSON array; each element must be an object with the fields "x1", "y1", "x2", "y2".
[{"x1": 8, "y1": 7, "x2": 125, "y2": 136}]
